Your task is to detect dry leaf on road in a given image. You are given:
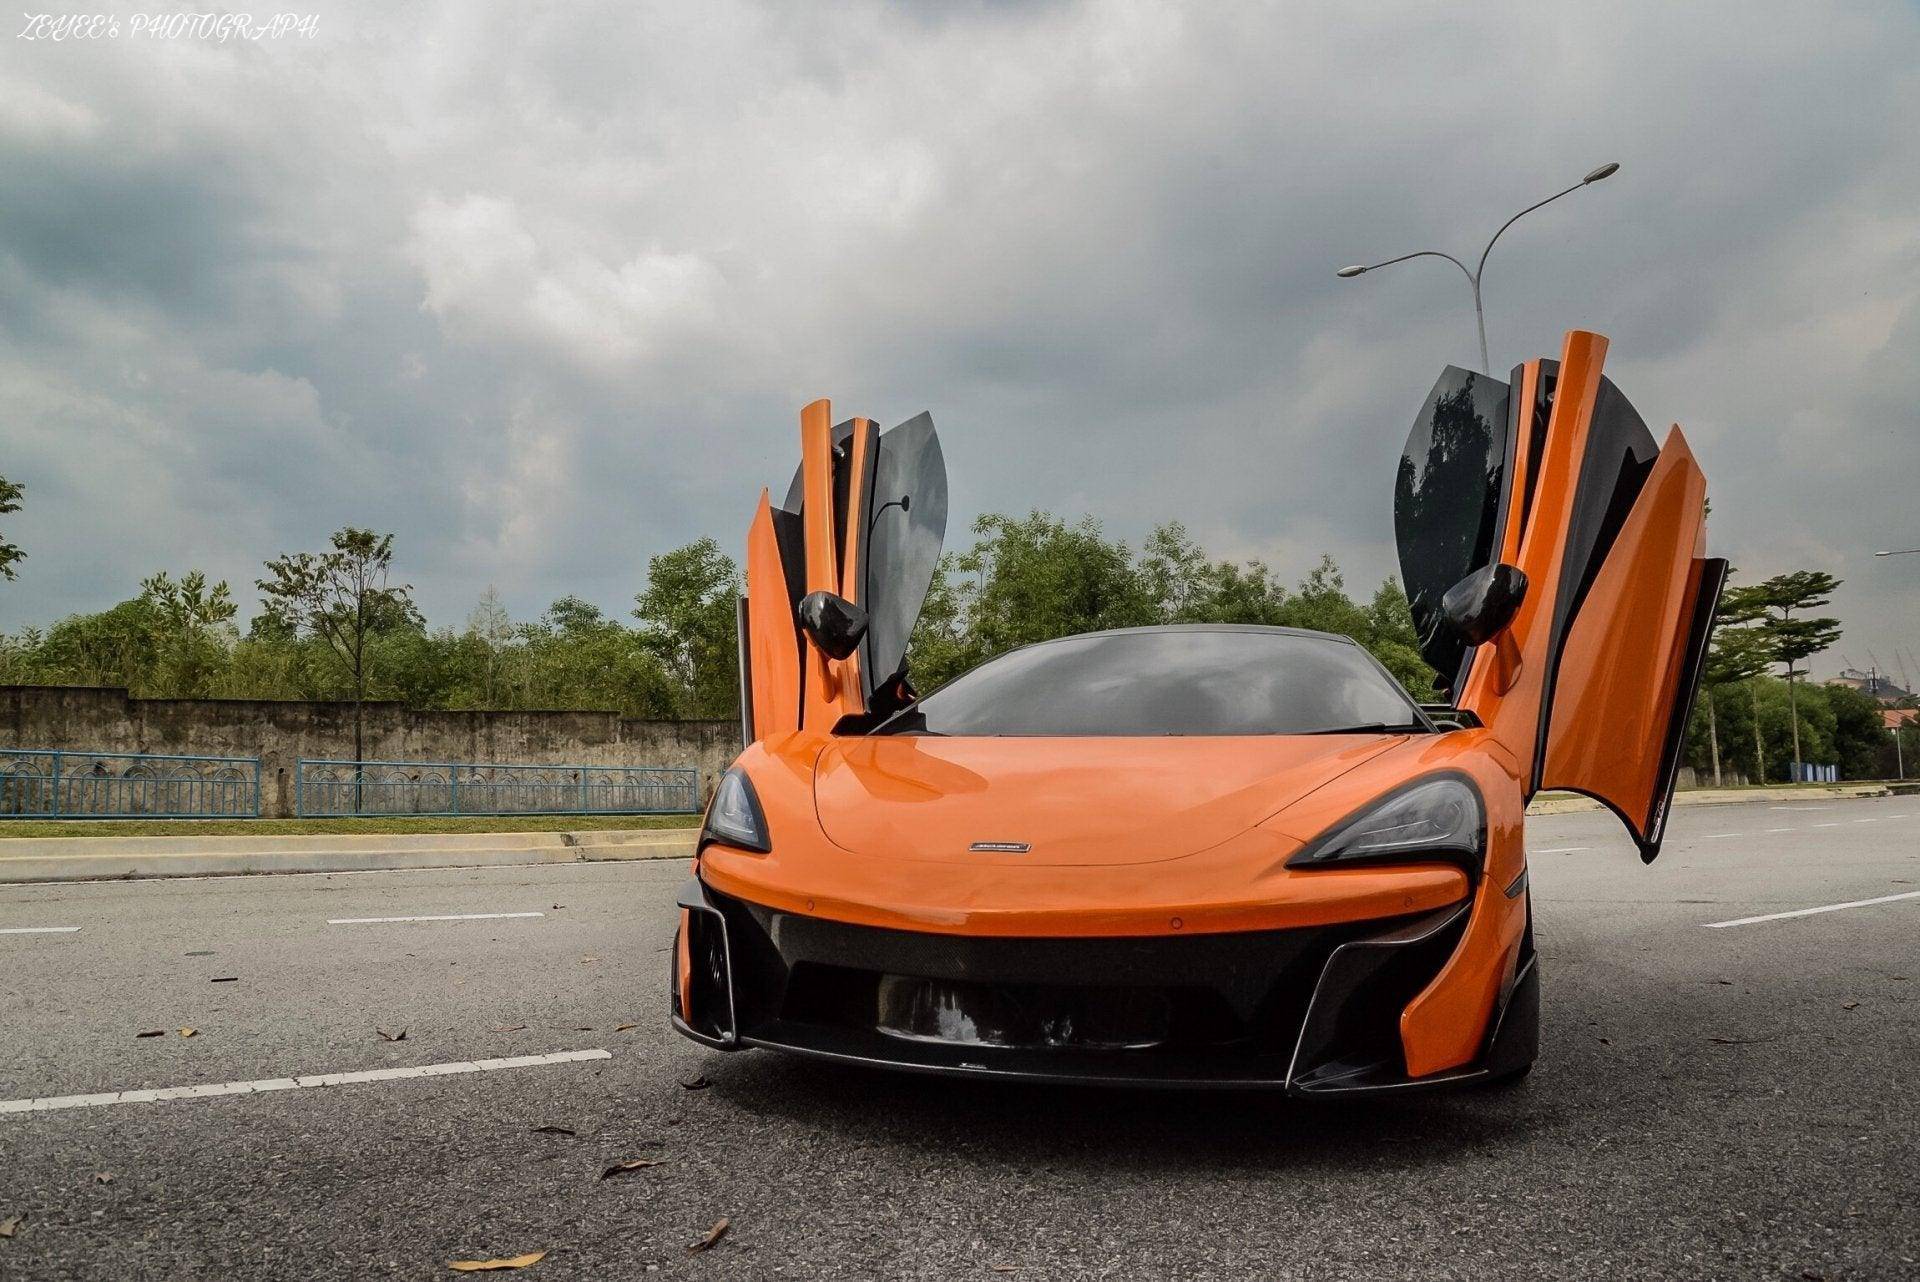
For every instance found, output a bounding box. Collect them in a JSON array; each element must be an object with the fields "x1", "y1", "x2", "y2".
[
  {"x1": 687, "y1": 1219, "x2": 729, "y2": 1254},
  {"x1": 679, "y1": 1074, "x2": 710, "y2": 1091},
  {"x1": 0, "y1": 1212, "x2": 23, "y2": 1238},
  {"x1": 1842, "y1": 1001, "x2": 1860, "y2": 1010},
  {"x1": 376, "y1": 1028, "x2": 408, "y2": 1042},
  {"x1": 614, "y1": 1023, "x2": 638, "y2": 1032},
  {"x1": 599, "y1": 1159, "x2": 664, "y2": 1180},
  {"x1": 94, "y1": 1173, "x2": 113, "y2": 1185},
  {"x1": 179, "y1": 1028, "x2": 197, "y2": 1038},
  {"x1": 136, "y1": 1030, "x2": 164, "y2": 1038},
  {"x1": 447, "y1": 1250, "x2": 546, "y2": 1272}
]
